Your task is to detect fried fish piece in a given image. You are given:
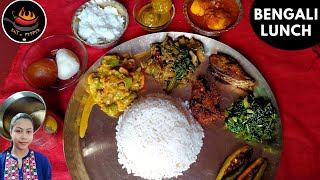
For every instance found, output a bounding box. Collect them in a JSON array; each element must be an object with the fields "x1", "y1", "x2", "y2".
[{"x1": 209, "y1": 53, "x2": 256, "y2": 91}]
